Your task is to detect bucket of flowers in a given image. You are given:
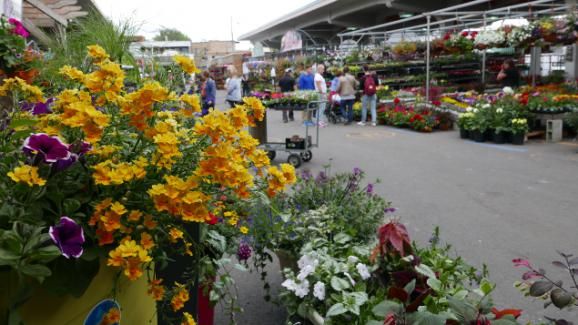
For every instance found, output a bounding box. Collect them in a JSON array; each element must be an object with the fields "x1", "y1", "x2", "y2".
[{"x1": 0, "y1": 45, "x2": 296, "y2": 324}]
